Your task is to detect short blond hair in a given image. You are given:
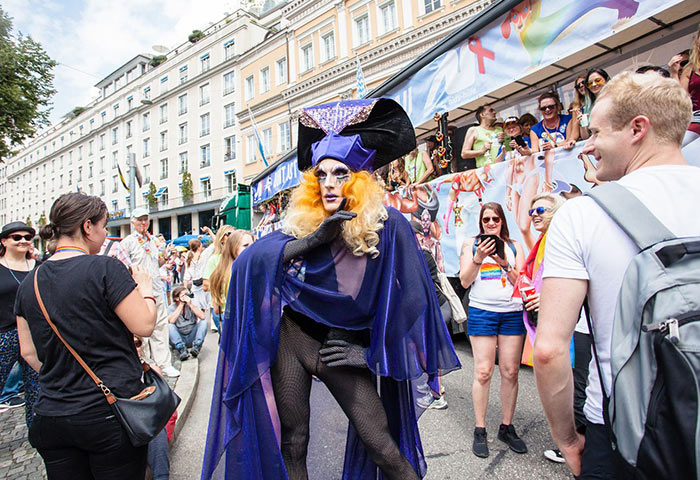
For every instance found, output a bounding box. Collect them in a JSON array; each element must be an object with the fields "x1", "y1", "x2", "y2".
[{"x1": 596, "y1": 71, "x2": 692, "y2": 145}]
